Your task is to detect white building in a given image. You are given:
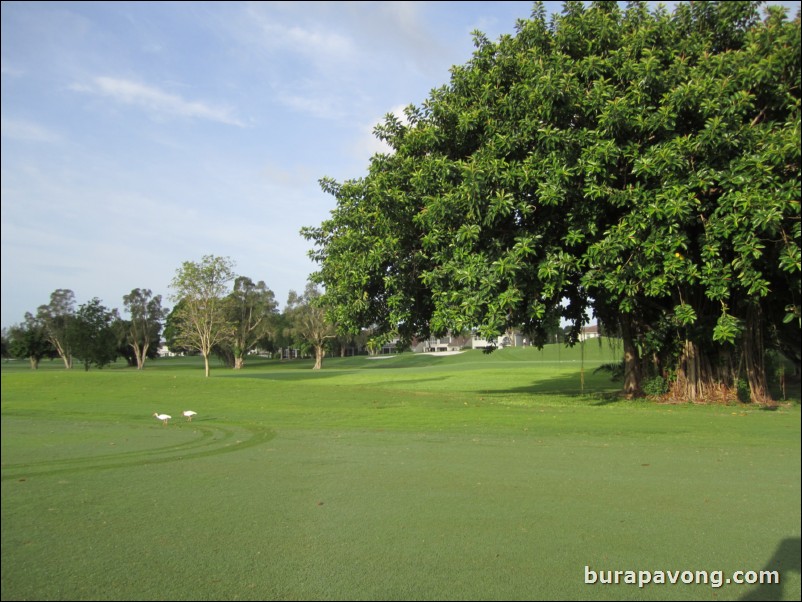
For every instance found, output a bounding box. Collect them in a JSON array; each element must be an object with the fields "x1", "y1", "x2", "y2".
[{"x1": 578, "y1": 324, "x2": 600, "y2": 341}]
